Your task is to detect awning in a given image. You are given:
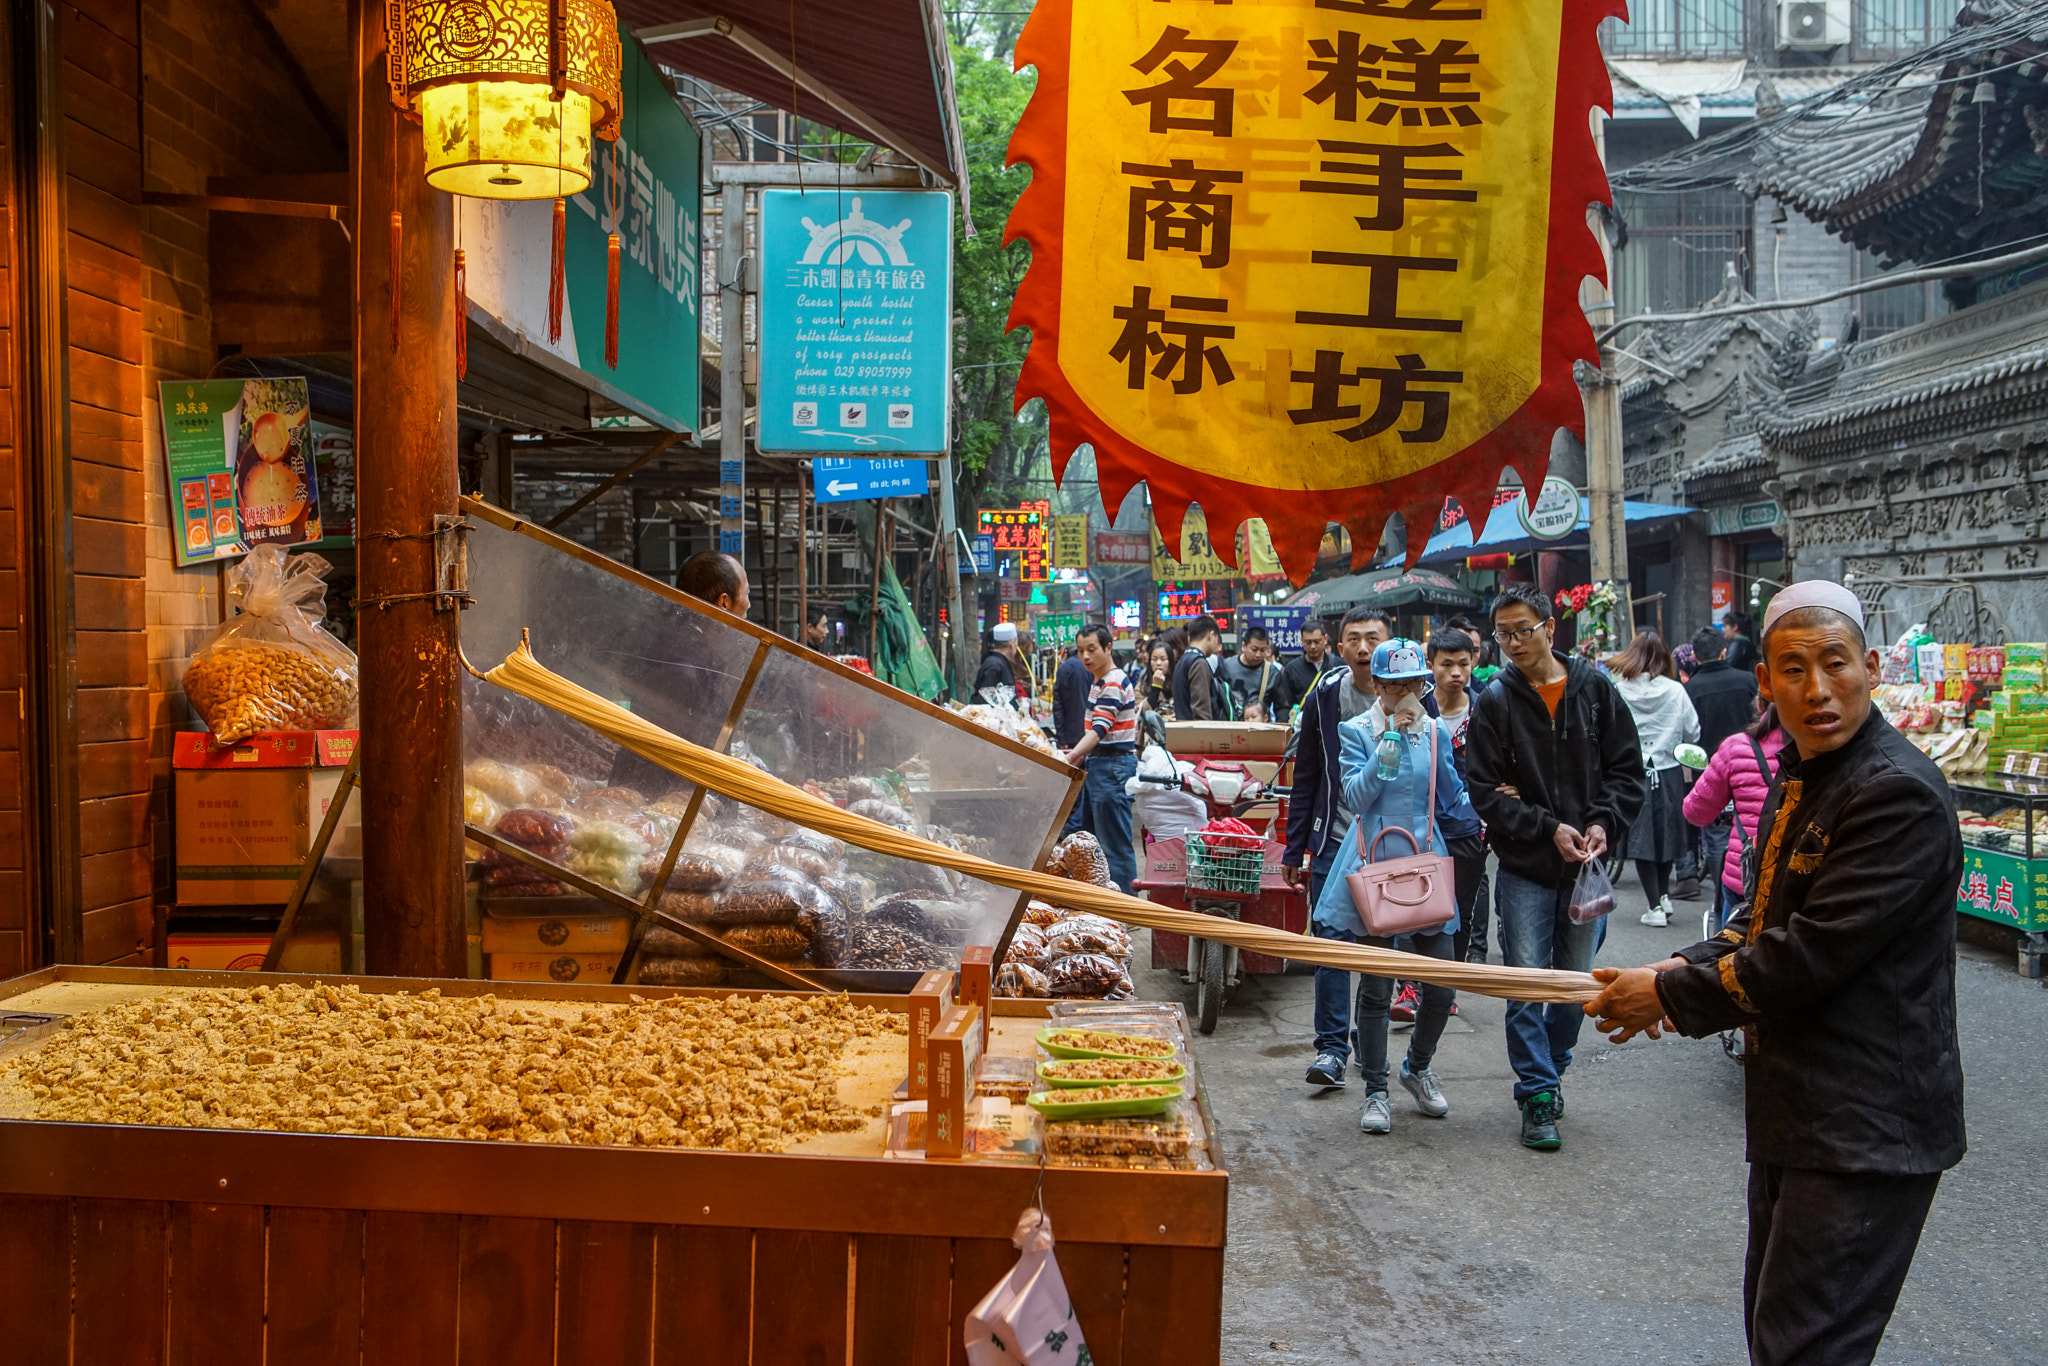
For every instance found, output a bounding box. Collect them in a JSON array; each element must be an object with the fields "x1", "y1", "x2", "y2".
[
  {"x1": 1406, "y1": 499, "x2": 1700, "y2": 567},
  {"x1": 1285, "y1": 568, "x2": 1481, "y2": 615},
  {"x1": 618, "y1": 0, "x2": 964, "y2": 183}
]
